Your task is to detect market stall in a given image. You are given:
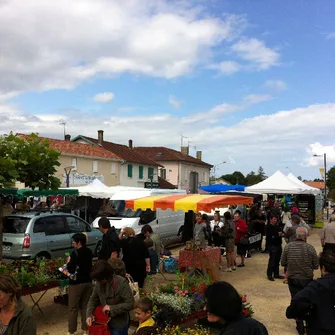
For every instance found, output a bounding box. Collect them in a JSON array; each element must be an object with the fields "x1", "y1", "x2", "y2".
[
  {"x1": 126, "y1": 194, "x2": 253, "y2": 280},
  {"x1": 244, "y1": 170, "x2": 321, "y2": 225}
]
